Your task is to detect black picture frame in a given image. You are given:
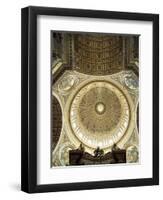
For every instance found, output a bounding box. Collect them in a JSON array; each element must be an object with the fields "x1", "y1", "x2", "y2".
[{"x1": 21, "y1": 6, "x2": 159, "y2": 193}]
